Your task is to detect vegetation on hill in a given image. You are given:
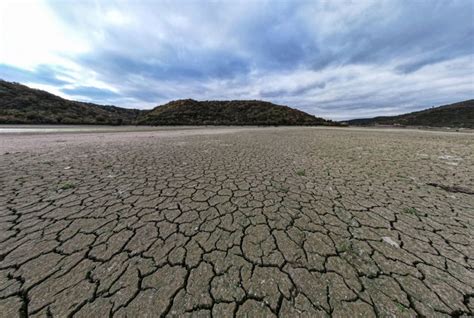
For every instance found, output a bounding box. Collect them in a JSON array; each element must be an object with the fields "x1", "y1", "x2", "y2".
[
  {"x1": 0, "y1": 80, "x2": 336, "y2": 126},
  {"x1": 4, "y1": 79, "x2": 470, "y2": 128},
  {"x1": 0, "y1": 80, "x2": 140, "y2": 125},
  {"x1": 137, "y1": 99, "x2": 335, "y2": 126},
  {"x1": 346, "y1": 100, "x2": 474, "y2": 128}
]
